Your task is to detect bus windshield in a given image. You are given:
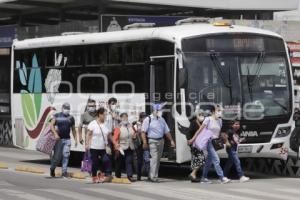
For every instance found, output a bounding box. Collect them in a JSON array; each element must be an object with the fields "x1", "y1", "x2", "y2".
[
  {"x1": 182, "y1": 34, "x2": 291, "y2": 119},
  {"x1": 183, "y1": 53, "x2": 291, "y2": 118}
]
